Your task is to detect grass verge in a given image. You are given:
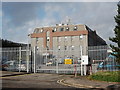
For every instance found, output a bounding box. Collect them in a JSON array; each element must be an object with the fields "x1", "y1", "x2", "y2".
[{"x1": 88, "y1": 71, "x2": 120, "y2": 82}]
